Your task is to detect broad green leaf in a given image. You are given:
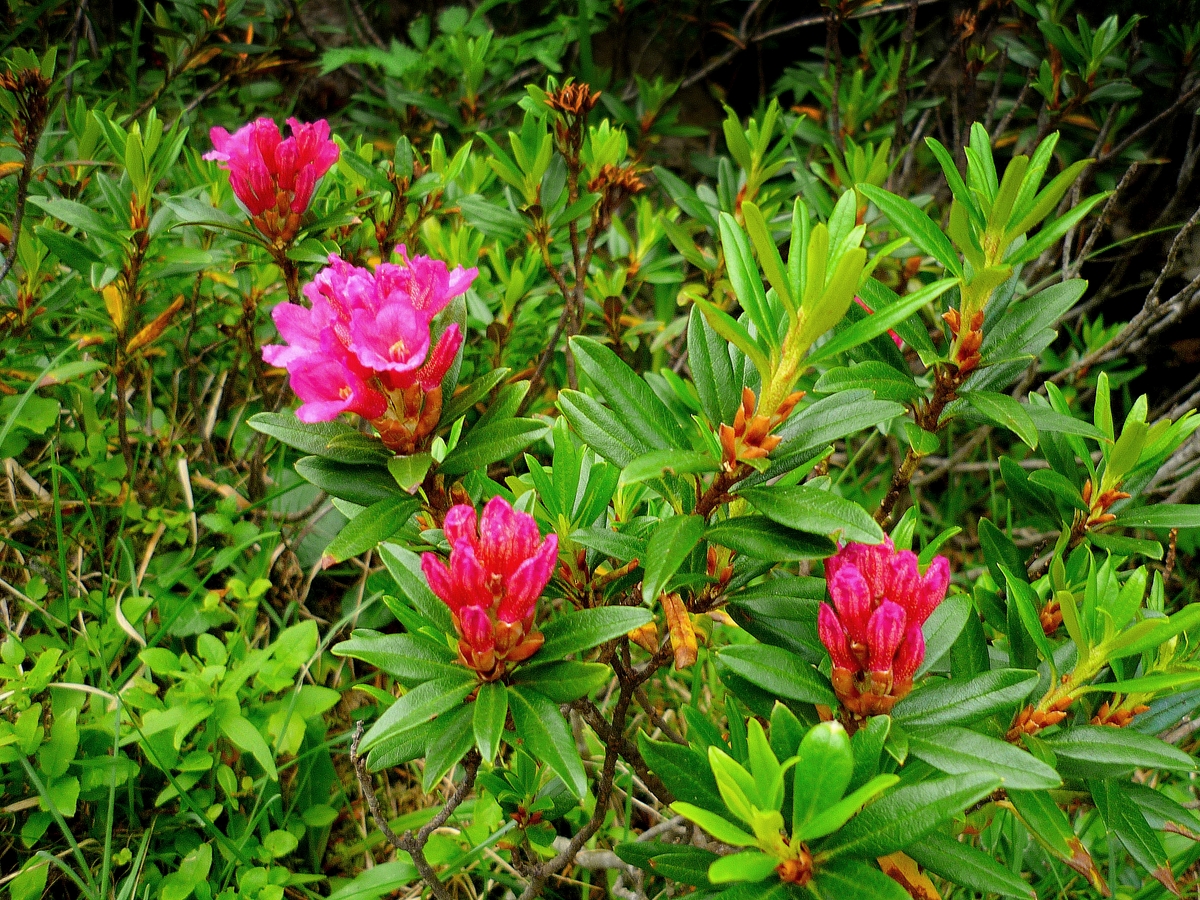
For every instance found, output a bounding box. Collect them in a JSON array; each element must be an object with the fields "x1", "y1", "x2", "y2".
[
  {"x1": 857, "y1": 185, "x2": 963, "y2": 278},
  {"x1": 379, "y1": 543, "x2": 454, "y2": 632},
  {"x1": 917, "y1": 593, "x2": 971, "y2": 676},
  {"x1": 795, "y1": 773, "x2": 899, "y2": 842},
  {"x1": 739, "y1": 484, "x2": 883, "y2": 544},
  {"x1": 539, "y1": 607, "x2": 654, "y2": 658},
  {"x1": 423, "y1": 704, "x2": 475, "y2": 790},
  {"x1": 708, "y1": 851, "x2": 779, "y2": 884},
  {"x1": 220, "y1": 714, "x2": 278, "y2": 780},
  {"x1": 321, "y1": 495, "x2": 420, "y2": 565},
  {"x1": 671, "y1": 802, "x2": 757, "y2": 847},
  {"x1": 361, "y1": 675, "x2": 476, "y2": 751},
  {"x1": 717, "y1": 644, "x2": 835, "y2": 706},
  {"x1": 1108, "y1": 504, "x2": 1200, "y2": 531},
  {"x1": 792, "y1": 721, "x2": 852, "y2": 834},
  {"x1": 570, "y1": 336, "x2": 682, "y2": 450},
  {"x1": 963, "y1": 391, "x2": 1038, "y2": 449},
  {"x1": 1008, "y1": 788, "x2": 1106, "y2": 891},
  {"x1": 473, "y1": 682, "x2": 507, "y2": 761},
  {"x1": 508, "y1": 686, "x2": 587, "y2": 797},
  {"x1": 906, "y1": 830, "x2": 1036, "y2": 899},
  {"x1": 511, "y1": 661, "x2": 611, "y2": 703},
  {"x1": 293, "y1": 457, "x2": 400, "y2": 506},
  {"x1": 706, "y1": 515, "x2": 836, "y2": 561},
  {"x1": 638, "y1": 734, "x2": 725, "y2": 810},
  {"x1": 1089, "y1": 778, "x2": 1173, "y2": 889},
  {"x1": 331, "y1": 631, "x2": 461, "y2": 684},
  {"x1": 620, "y1": 449, "x2": 719, "y2": 486},
  {"x1": 249, "y1": 411, "x2": 377, "y2": 461},
  {"x1": 812, "y1": 858, "x2": 911, "y2": 900},
  {"x1": 907, "y1": 725, "x2": 1061, "y2": 790},
  {"x1": 813, "y1": 362, "x2": 924, "y2": 403},
  {"x1": 642, "y1": 515, "x2": 706, "y2": 603},
  {"x1": 439, "y1": 418, "x2": 549, "y2": 475},
  {"x1": 1001, "y1": 567, "x2": 1057, "y2": 664},
  {"x1": 892, "y1": 669, "x2": 1039, "y2": 726},
  {"x1": 821, "y1": 773, "x2": 1000, "y2": 858},
  {"x1": 1043, "y1": 726, "x2": 1195, "y2": 776},
  {"x1": 615, "y1": 841, "x2": 720, "y2": 888}
]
